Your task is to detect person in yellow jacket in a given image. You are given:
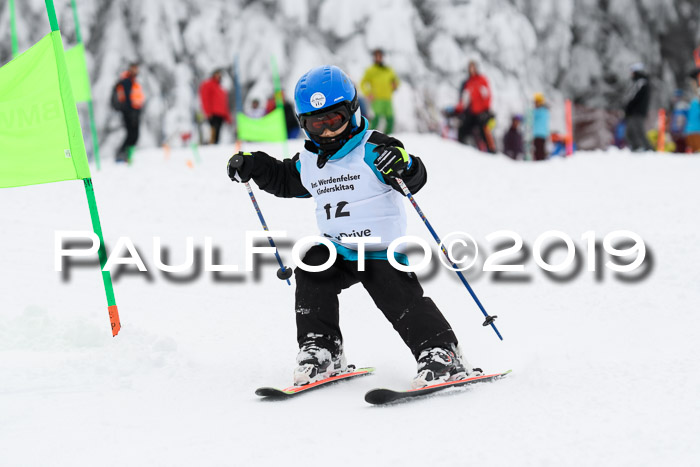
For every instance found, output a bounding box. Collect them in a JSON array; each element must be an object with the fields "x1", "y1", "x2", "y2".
[{"x1": 361, "y1": 49, "x2": 399, "y2": 134}]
